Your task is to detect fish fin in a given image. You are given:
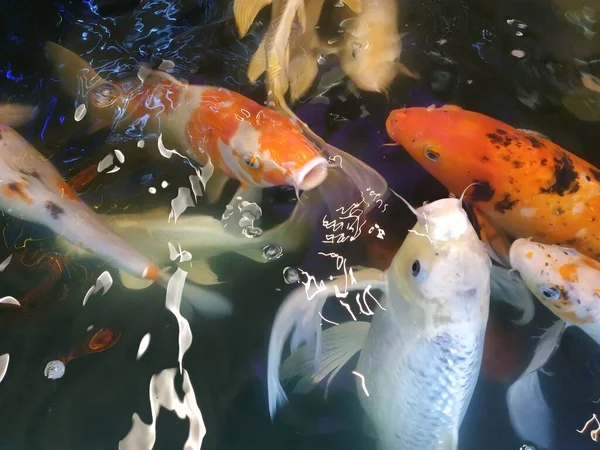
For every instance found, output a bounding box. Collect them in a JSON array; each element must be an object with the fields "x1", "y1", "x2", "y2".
[
  {"x1": 119, "y1": 269, "x2": 155, "y2": 290},
  {"x1": 267, "y1": 268, "x2": 386, "y2": 418},
  {"x1": 396, "y1": 62, "x2": 420, "y2": 80},
  {"x1": 0, "y1": 103, "x2": 38, "y2": 127},
  {"x1": 471, "y1": 209, "x2": 512, "y2": 267},
  {"x1": 437, "y1": 427, "x2": 459, "y2": 450},
  {"x1": 522, "y1": 320, "x2": 567, "y2": 377},
  {"x1": 67, "y1": 163, "x2": 100, "y2": 192},
  {"x1": 233, "y1": 0, "x2": 272, "y2": 38},
  {"x1": 204, "y1": 172, "x2": 231, "y2": 205},
  {"x1": 506, "y1": 371, "x2": 553, "y2": 449},
  {"x1": 281, "y1": 321, "x2": 370, "y2": 395},
  {"x1": 248, "y1": 38, "x2": 268, "y2": 82},
  {"x1": 184, "y1": 259, "x2": 223, "y2": 285},
  {"x1": 490, "y1": 265, "x2": 536, "y2": 325},
  {"x1": 341, "y1": 0, "x2": 363, "y2": 13},
  {"x1": 289, "y1": 53, "x2": 319, "y2": 101},
  {"x1": 517, "y1": 129, "x2": 551, "y2": 140}
]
